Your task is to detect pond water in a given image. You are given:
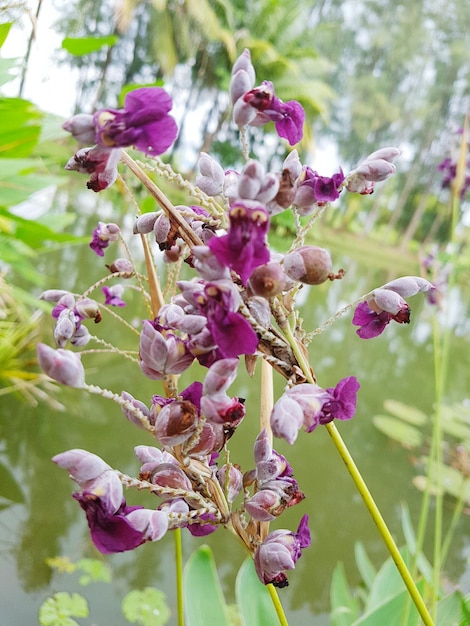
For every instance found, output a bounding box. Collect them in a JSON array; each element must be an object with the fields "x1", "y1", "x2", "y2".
[{"x1": 1, "y1": 223, "x2": 469, "y2": 626}]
